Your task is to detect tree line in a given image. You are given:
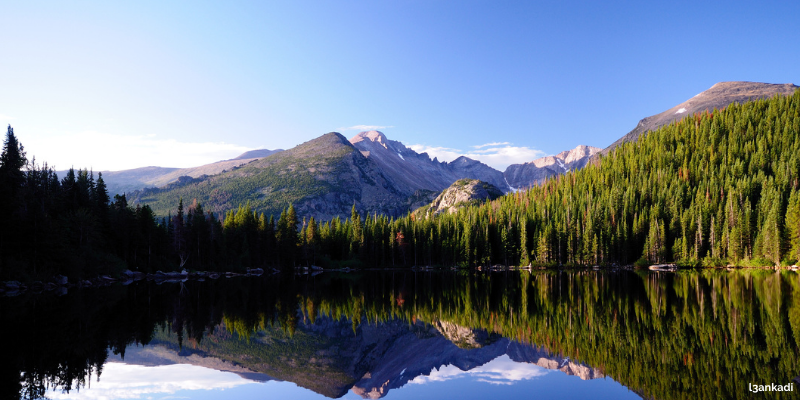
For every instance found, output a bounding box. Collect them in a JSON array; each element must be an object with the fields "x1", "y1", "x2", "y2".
[{"x1": 2, "y1": 89, "x2": 800, "y2": 279}]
